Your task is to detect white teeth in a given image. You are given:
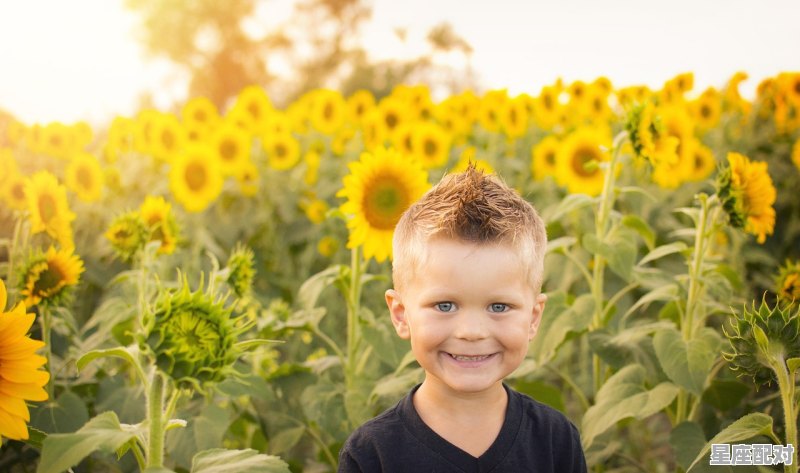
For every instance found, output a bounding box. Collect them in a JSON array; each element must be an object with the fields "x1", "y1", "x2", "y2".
[{"x1": 450, "y1": 354, "x2": 491, "y2": 361}]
